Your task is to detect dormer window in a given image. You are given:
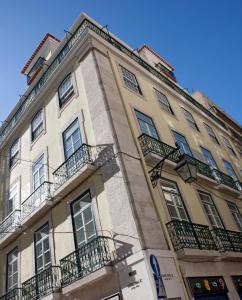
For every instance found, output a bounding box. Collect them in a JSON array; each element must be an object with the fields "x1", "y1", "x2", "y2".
[
  {"x1": 26, "y1": 57, "x2": 45, "y2": 85},
  {"x1": 155, "y1": 62, "x2": 176, "y2": 81},
  {"x1": 58, "y1": 74, "x2": 74, "y2": 108}
]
